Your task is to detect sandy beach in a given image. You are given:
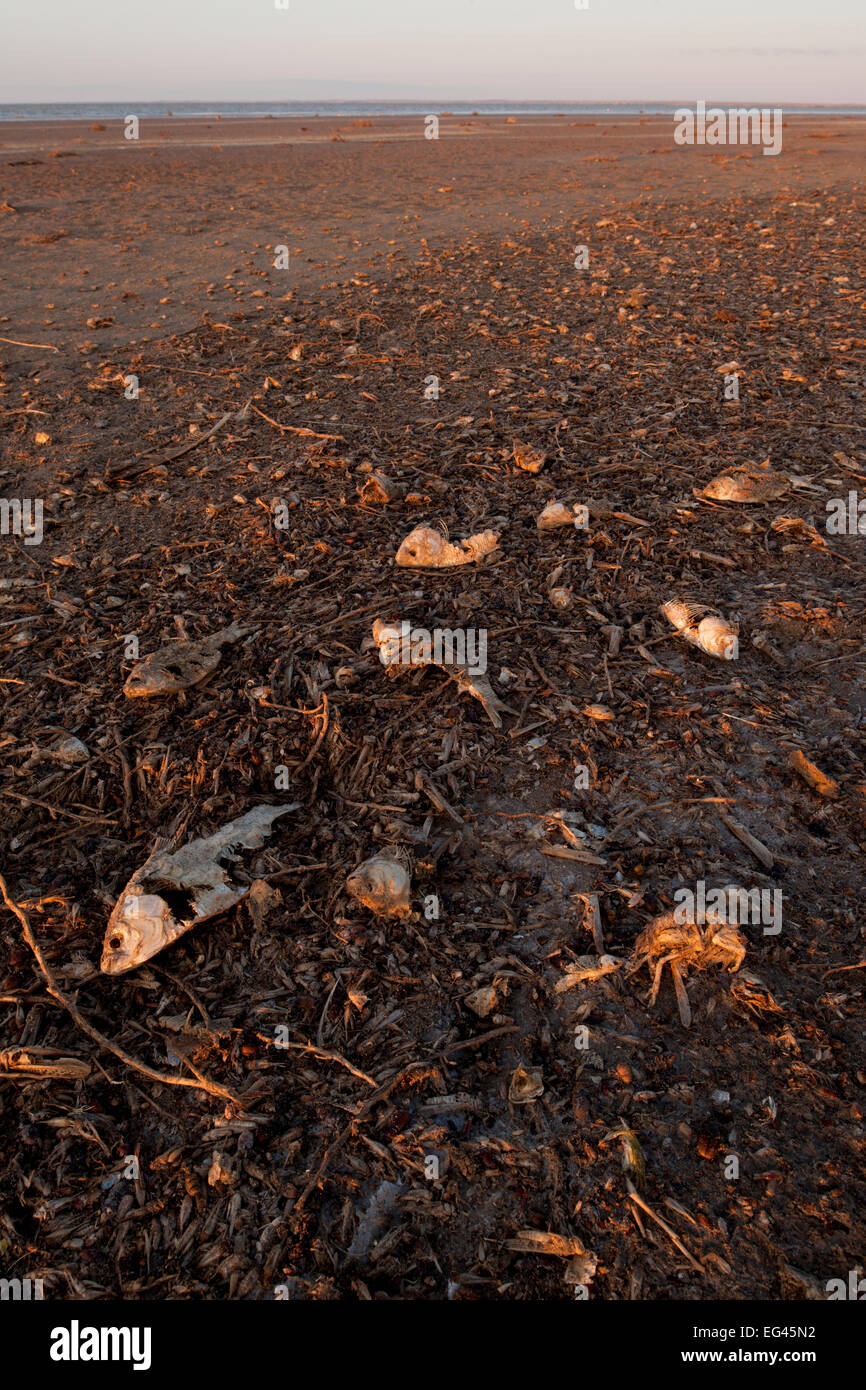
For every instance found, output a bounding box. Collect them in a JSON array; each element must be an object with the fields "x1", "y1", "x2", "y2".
[{"x1": 1, "y1": 113, "x2": 865, "y2": 1304}]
